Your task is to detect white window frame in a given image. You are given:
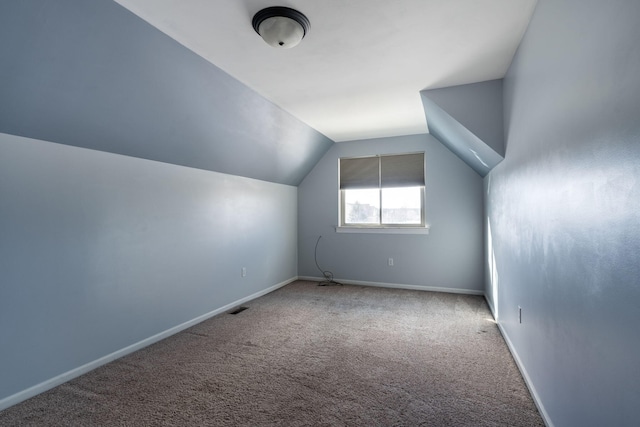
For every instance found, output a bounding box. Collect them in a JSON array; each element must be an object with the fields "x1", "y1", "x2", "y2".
[{"x1": 337, "y1": 153, "x2": 429, "y2": 234}]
